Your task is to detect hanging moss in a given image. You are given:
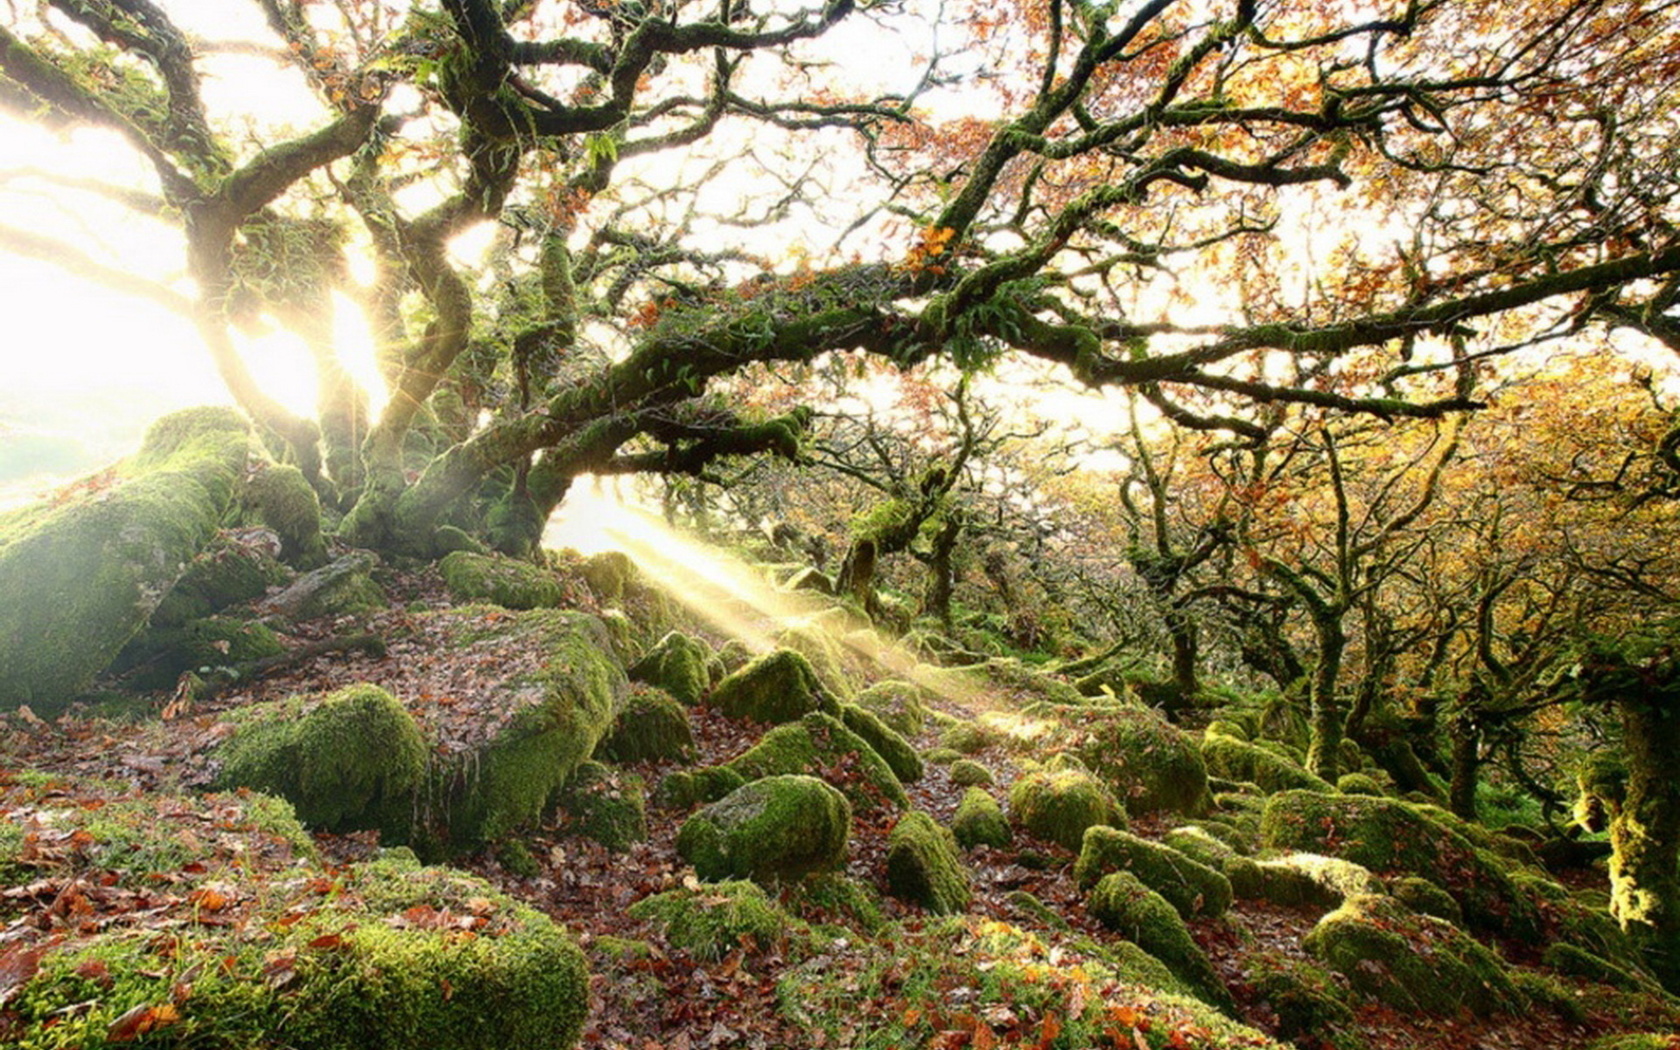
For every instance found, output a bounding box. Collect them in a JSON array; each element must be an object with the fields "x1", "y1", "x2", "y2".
[
  {"x1": 676, "y1": 774, "x2": 852, "y2": 884},
  {"x1": 885, "y1": 809, "x2": 972, "y2": 915}
]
